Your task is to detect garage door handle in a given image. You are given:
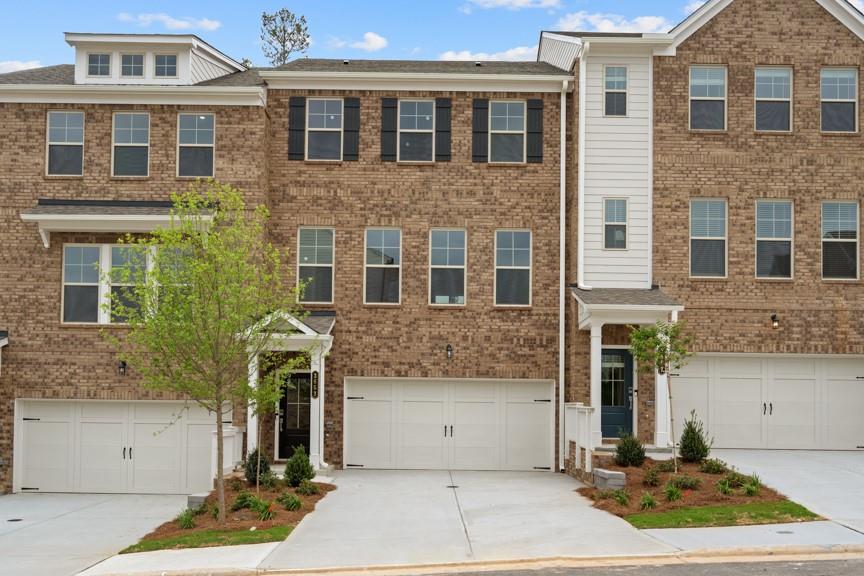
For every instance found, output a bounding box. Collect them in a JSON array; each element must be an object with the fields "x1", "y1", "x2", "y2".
[
  {"x1": 763, "y1": 403, "x2": 767, "y2": 415},
  {"x1": 129, "y1": 447, "x2": 132, "y2": 459},
  {"x1": 123, "y1": 447, "x2": 126, "y2": 459},
  {"x1": 347, "y1": 396, "x2": 364, "y2": 400},
  {"x1": 769, "y1": 403, "x2": 773, "y2": 416},
  {"x1": 450, "y1": 425, "x2": 454, "y2": 437},
  {"x1": 444, "y1": 425, "x2": 447, "y2": 438}
]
